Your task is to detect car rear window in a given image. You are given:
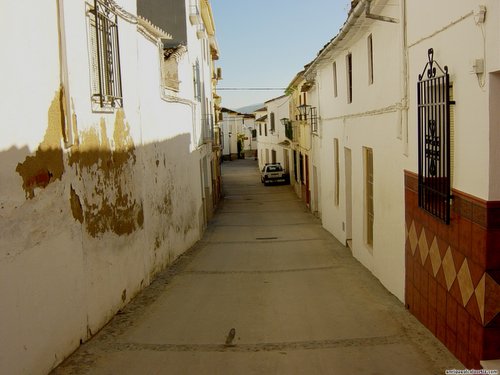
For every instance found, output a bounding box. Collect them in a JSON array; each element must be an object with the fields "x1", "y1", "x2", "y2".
[{"x1": 267, "y1": 165, "x2": 282, "y2": 172}]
